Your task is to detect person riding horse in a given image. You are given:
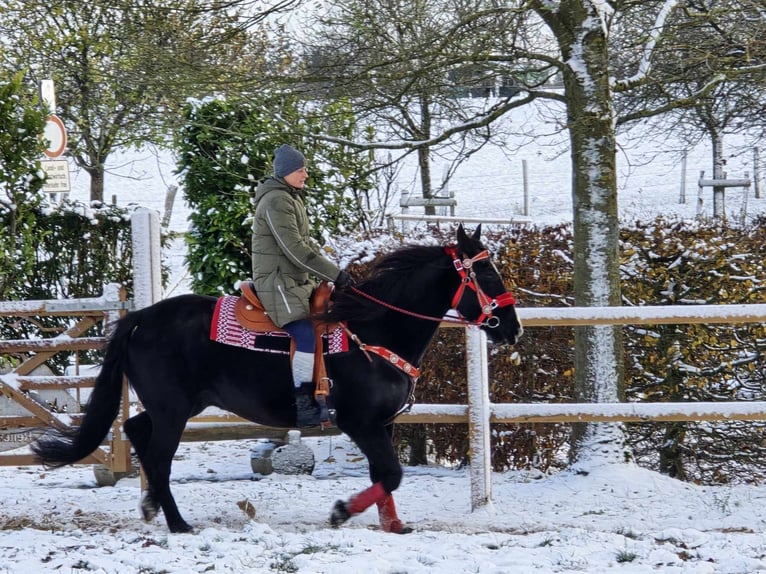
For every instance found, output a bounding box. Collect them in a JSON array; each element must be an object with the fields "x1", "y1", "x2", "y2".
[{"x1": 251, "y1": 144, "x2": 354, "y2": 426}]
